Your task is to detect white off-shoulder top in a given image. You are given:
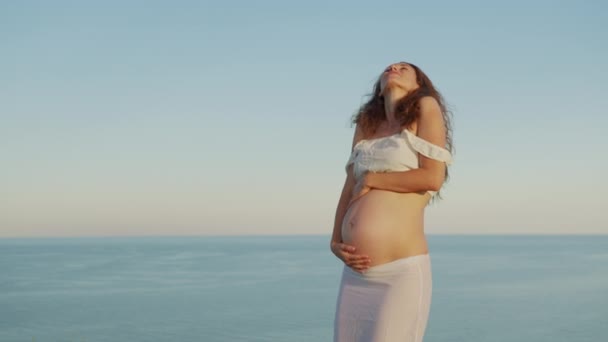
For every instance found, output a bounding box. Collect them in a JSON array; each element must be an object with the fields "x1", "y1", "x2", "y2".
[{"x1": 345, "y1": 128, "x2": 453, "y2": 196}]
